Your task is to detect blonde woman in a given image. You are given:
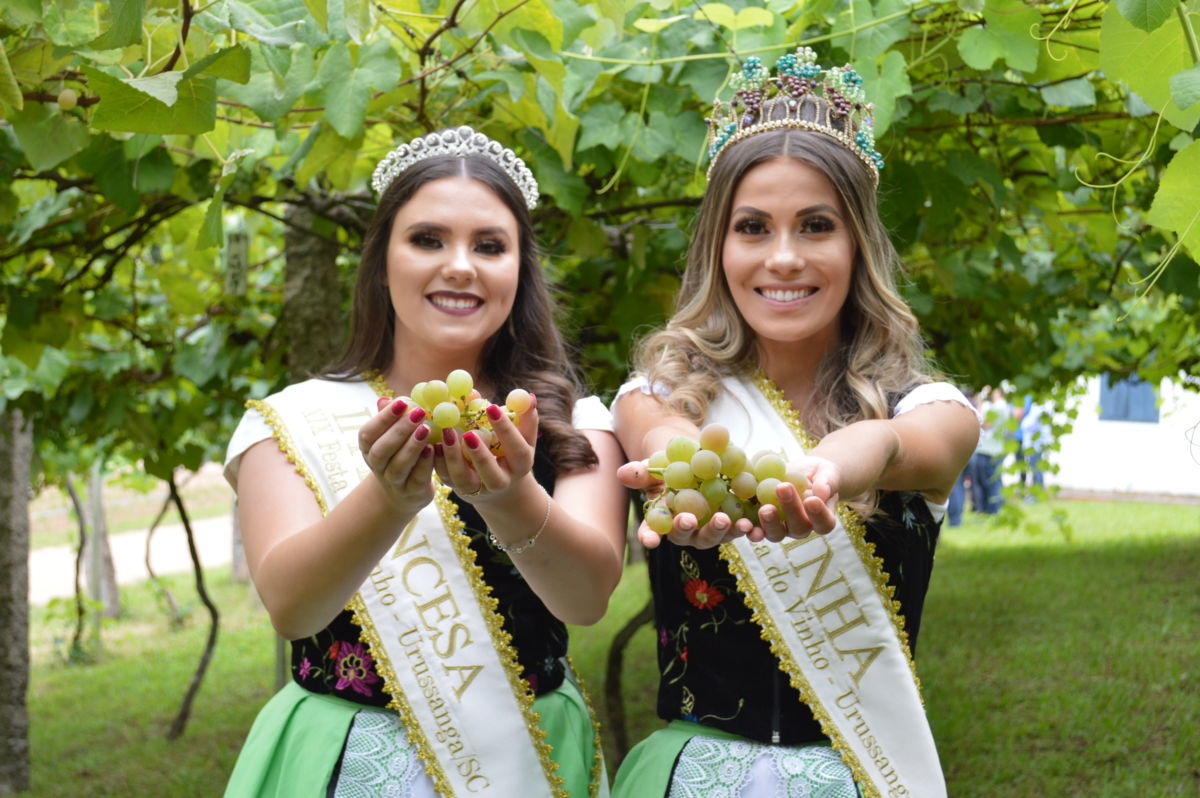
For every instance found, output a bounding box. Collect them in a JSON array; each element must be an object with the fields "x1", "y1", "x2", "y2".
[{"x1": 612, "y1": 51, "x2": 979, "y2": 798}]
